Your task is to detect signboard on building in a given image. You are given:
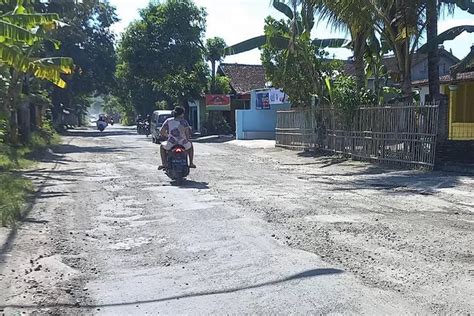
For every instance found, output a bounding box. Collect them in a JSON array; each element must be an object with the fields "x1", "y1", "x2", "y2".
[
  {"x1": 205, "y1": 94, "x2": 231, "y2": 111},
  {"x1": 269, "y1": 88, "x2": 288, "y2": 105},
  {"x1": 256, "y1": 91, "x2": 270, "y2": 110}
]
